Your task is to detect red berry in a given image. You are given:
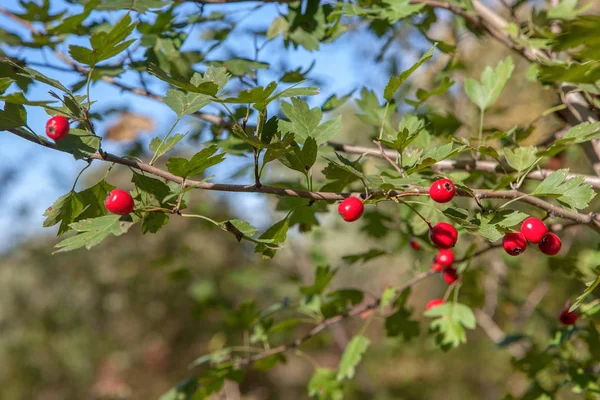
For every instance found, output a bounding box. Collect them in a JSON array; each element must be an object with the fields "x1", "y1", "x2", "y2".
[
  {"x1": 443, "y1": 267, "x2": 459, "y2": 284},
  {"x1": 431, "y1": 261, "x2": 444, "y2": 273},
  {"x1": 429, "y1": 178, "x2": 456, "y2": 203},
  {"x1": 521, "y1": 217, "x2": 548, "y2": 243},
  {"x1": 426, "y1": 298, "x2": 444, "y2": 310},
  {"x1": 539, "y1": 233, "x2": 562, "y2": 256},
  {"x1": 409, "y1": 237, "x2": 421, "y2": 251},
  {"x1": 337, "y1": 197, "x2": 364, "y2": 222},
  {"x1": 502, "y1": 232, "x2": 527, "y2": 256},
  {"x1": 105, "y1": 189, "x2": 134, "y2": 215},
  {"x1": 46, "y1": 115, "x2": 70, "y2": 141},
  {"x1": 435, "y1": 249, "x2": 454, "y2": 267},
  {"x1": 430, "y1": 222, "x2": 458, "y2": 249},
  {"x1": 559, "y1": 307, "x2": 578, "y2": 325}
]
